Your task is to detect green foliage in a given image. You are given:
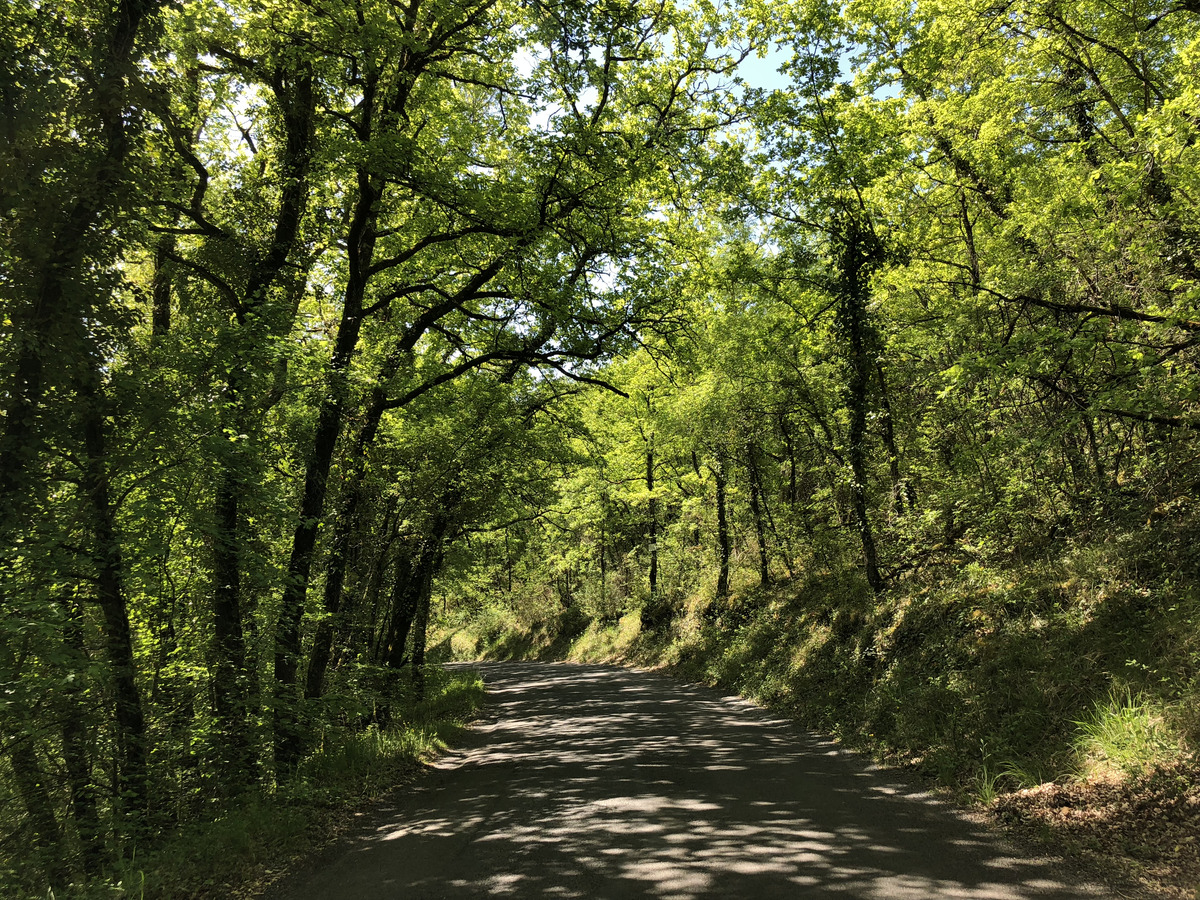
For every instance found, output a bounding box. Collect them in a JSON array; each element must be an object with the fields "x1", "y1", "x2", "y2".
[
  {"x1": 5, "y1": 0, "x2": 1200, "y2": 889},
  {"x1": 56, "y1": 669, "x2": 484, "y2": 900},
  {"x1": 463, "y1": 516, "x2": 1200, "y2": 806},
  {"x1": 1074, "y1": 690, "x2": 1183, "y2": 780},
  {"x1": 3, "y1": 0, "x2": 740, "y2": 885}
]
